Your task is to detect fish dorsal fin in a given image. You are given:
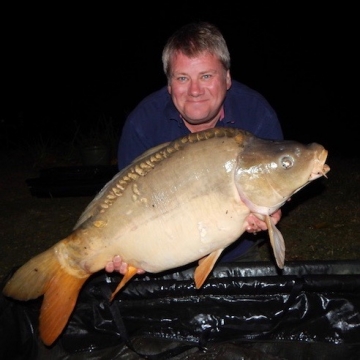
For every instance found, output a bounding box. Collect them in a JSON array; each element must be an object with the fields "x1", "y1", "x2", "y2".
[
  {"x1": 265, "y1": 215, "x2": 285, "y2": 269},
  {"x1": 110, "y1": 265, "x2": 139, "y2": 302},
  {"x1": 194, "y1": 249, "x2": 223, "y2": 289}
]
